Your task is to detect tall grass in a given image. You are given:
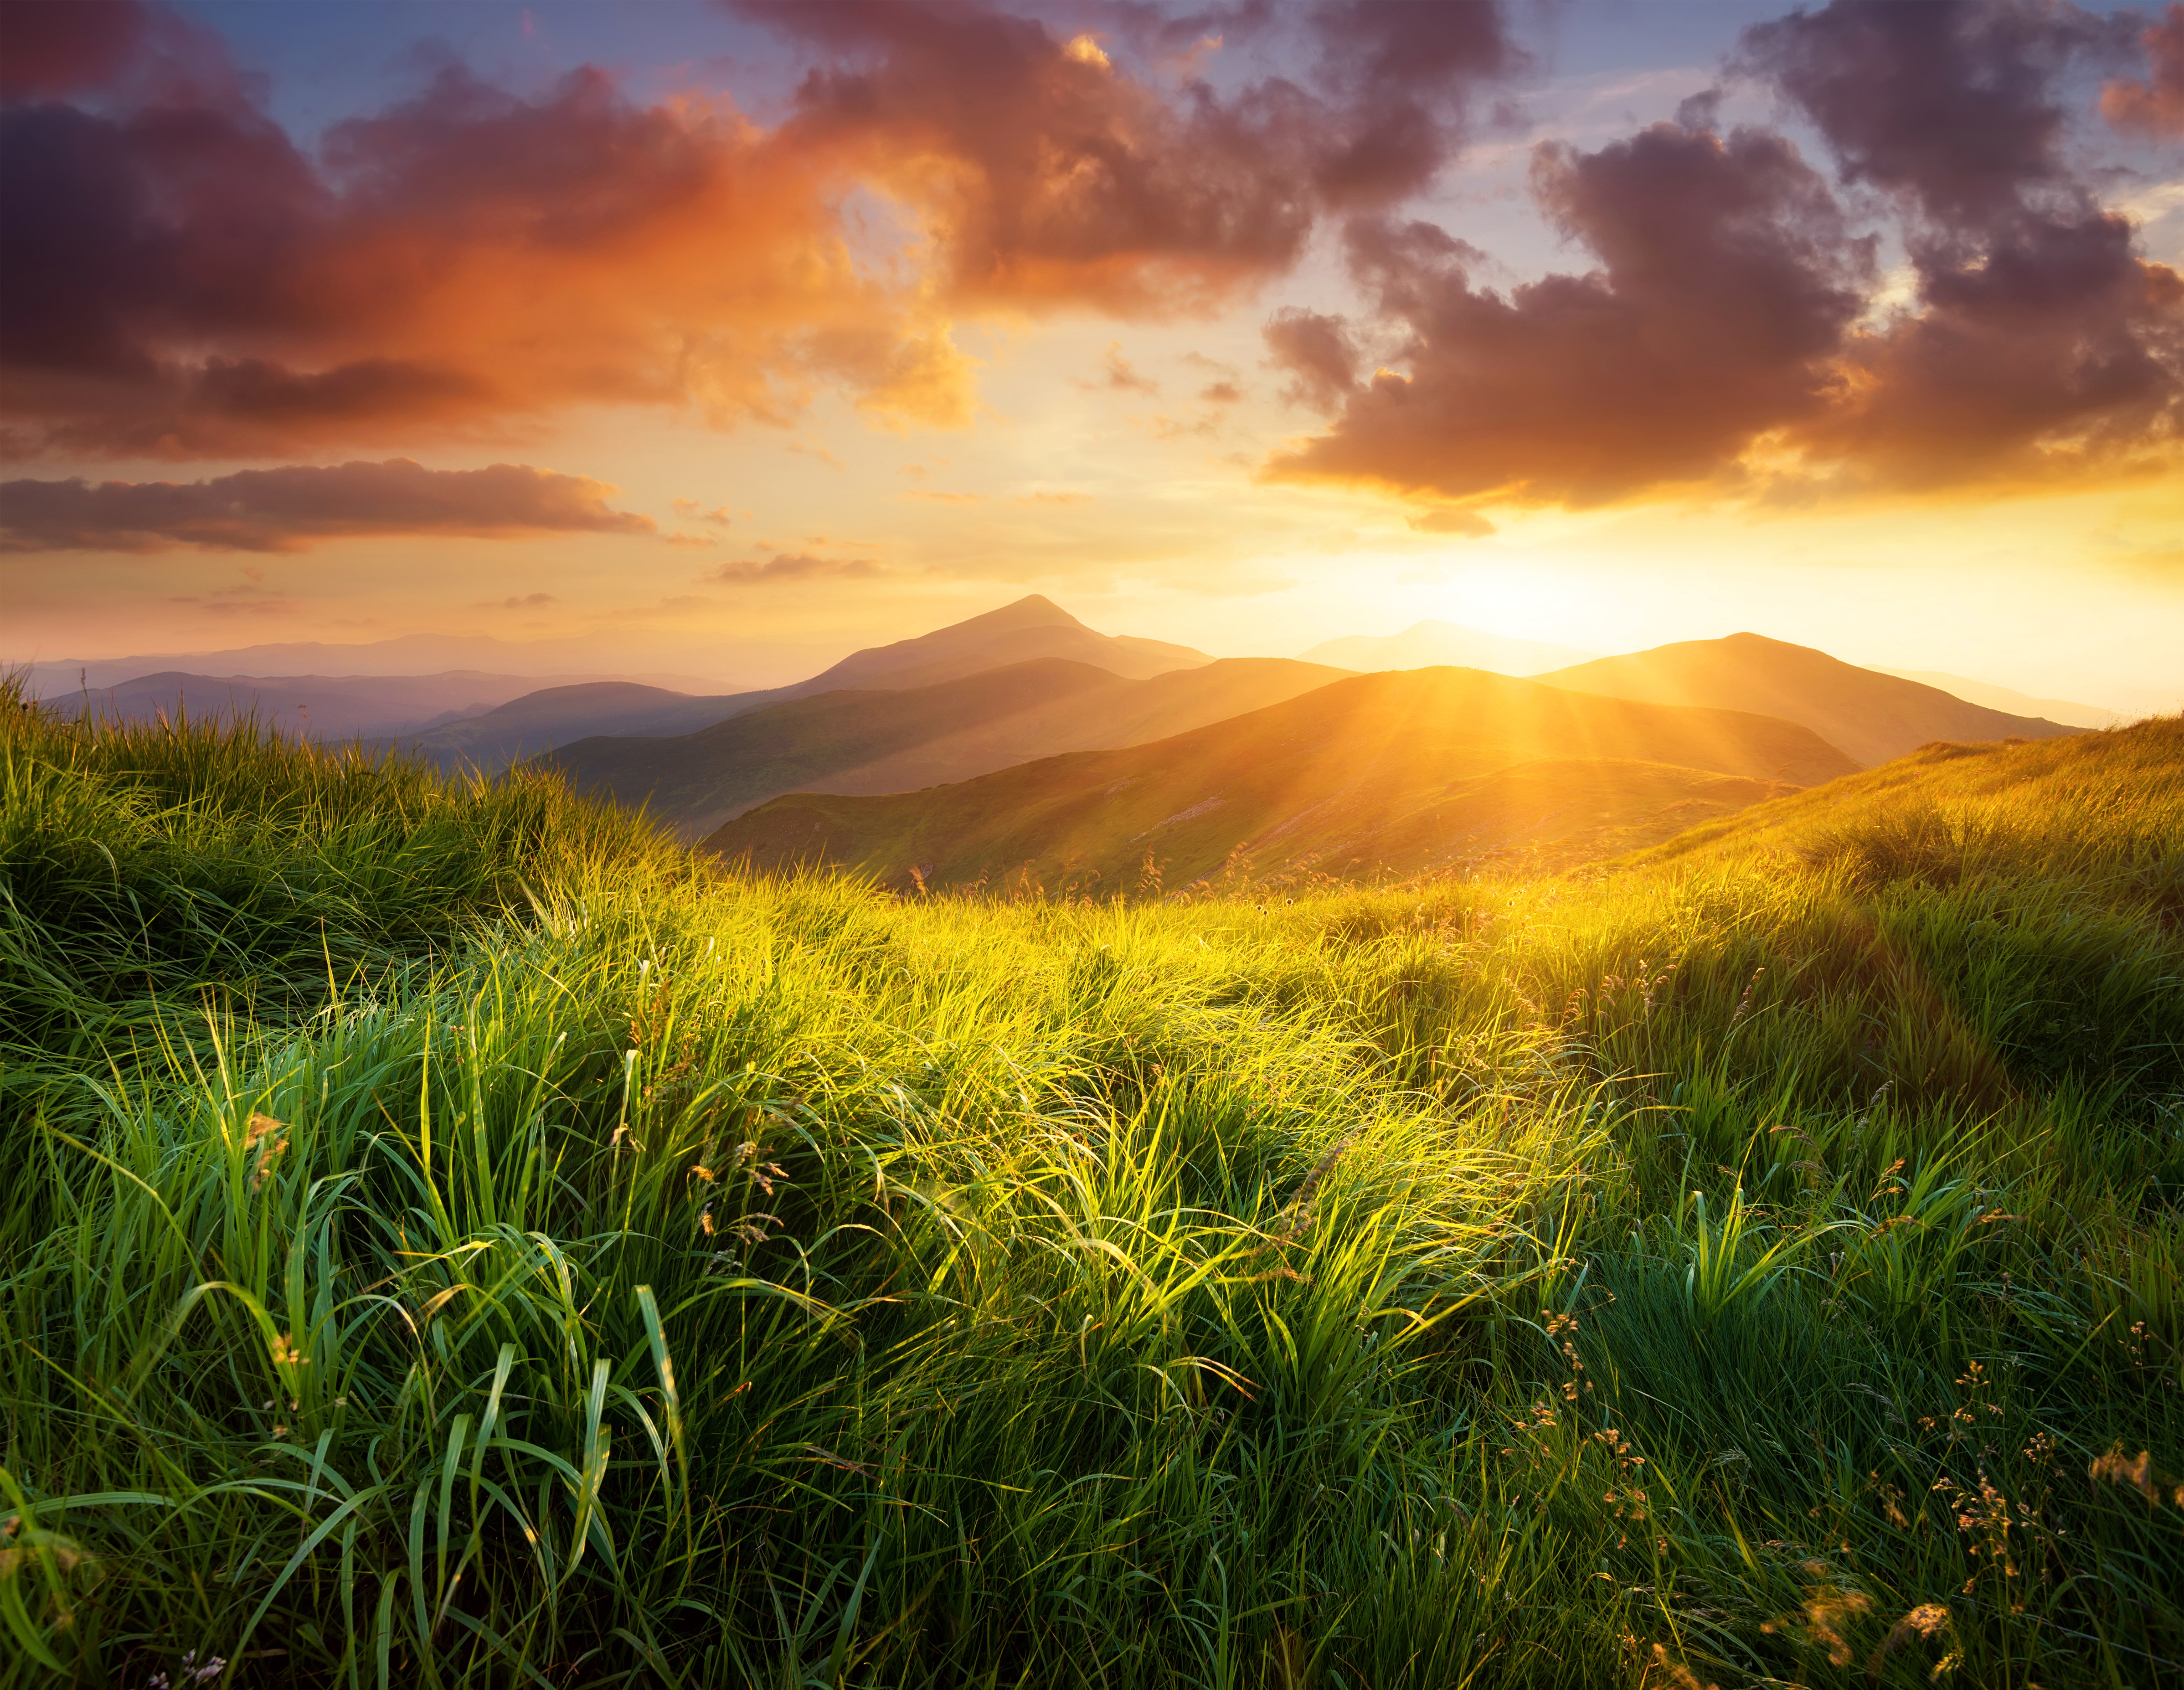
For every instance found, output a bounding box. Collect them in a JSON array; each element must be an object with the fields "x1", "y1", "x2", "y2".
[{"x1": 2, "y1": 696, "x2": 2179, "y2": 1686}]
